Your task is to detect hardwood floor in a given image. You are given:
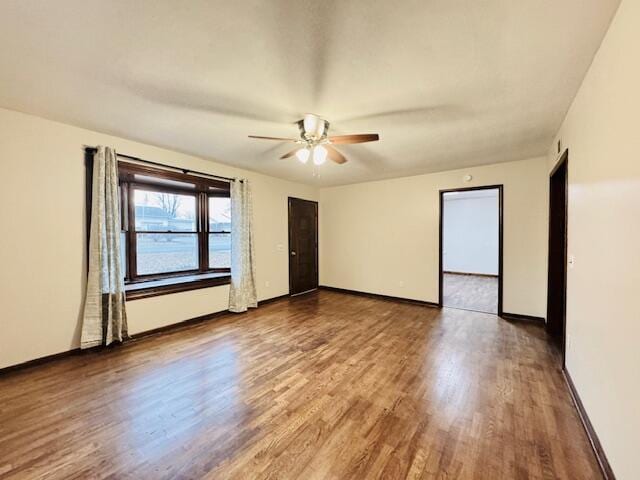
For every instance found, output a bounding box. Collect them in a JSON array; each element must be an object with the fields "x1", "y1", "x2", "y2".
[
  {"x1": 443, "y1": 273, "x2": 498, "y2": 314},
  {"x1": 0, "y1": 291, "x2": 601, "y2": 479}
]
